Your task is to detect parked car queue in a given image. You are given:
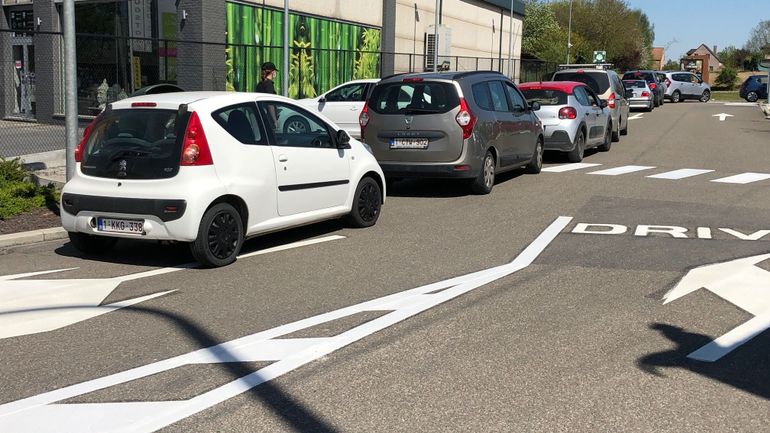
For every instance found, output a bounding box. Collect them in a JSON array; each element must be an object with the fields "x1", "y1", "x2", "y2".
[{"x1": 61, "y1": 65, "x2": 706, "y2": 268}]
